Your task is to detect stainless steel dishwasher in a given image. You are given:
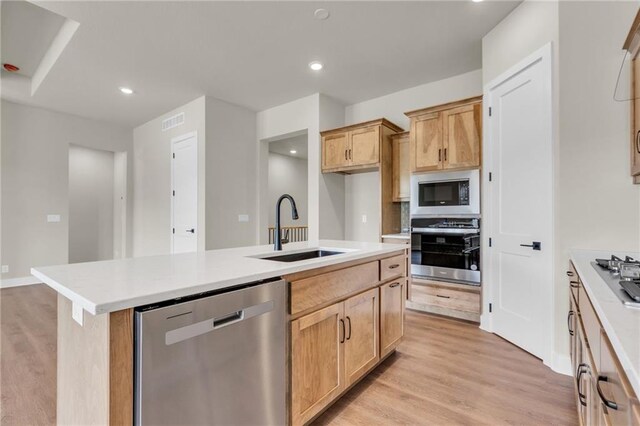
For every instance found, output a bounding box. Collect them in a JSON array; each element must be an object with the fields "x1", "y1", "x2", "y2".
[{"x1": 134, "y1": 278, "x2": 286, "y2": 425}]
